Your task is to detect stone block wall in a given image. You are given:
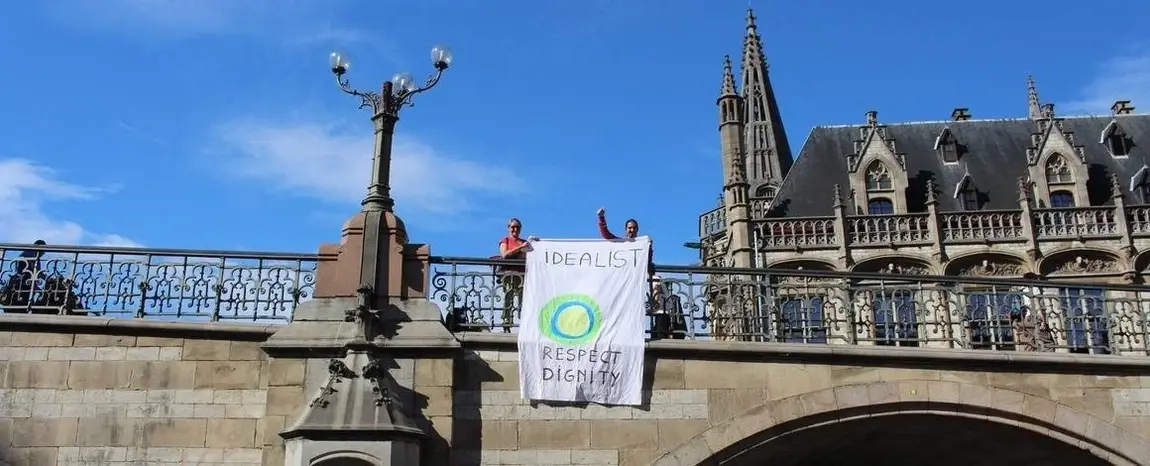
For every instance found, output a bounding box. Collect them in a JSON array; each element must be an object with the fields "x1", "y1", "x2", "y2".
[
  {"x1": 454, "y1": 336, "x2": 1150, "y2": 466},
  {"x1": 0, "y1": 317, "x2": 306, "y2": 466}
]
